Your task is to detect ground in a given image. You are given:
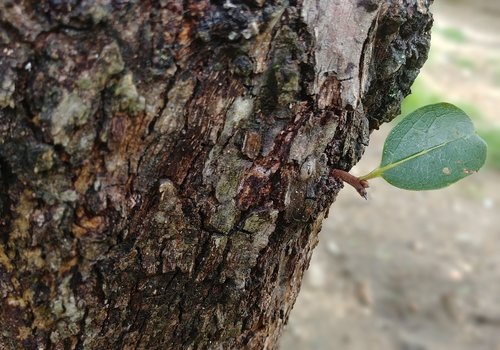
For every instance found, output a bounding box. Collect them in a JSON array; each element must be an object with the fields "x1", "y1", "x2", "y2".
[{"x1": 281, "y1": 1, "x2": 500, "y2": 349}]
